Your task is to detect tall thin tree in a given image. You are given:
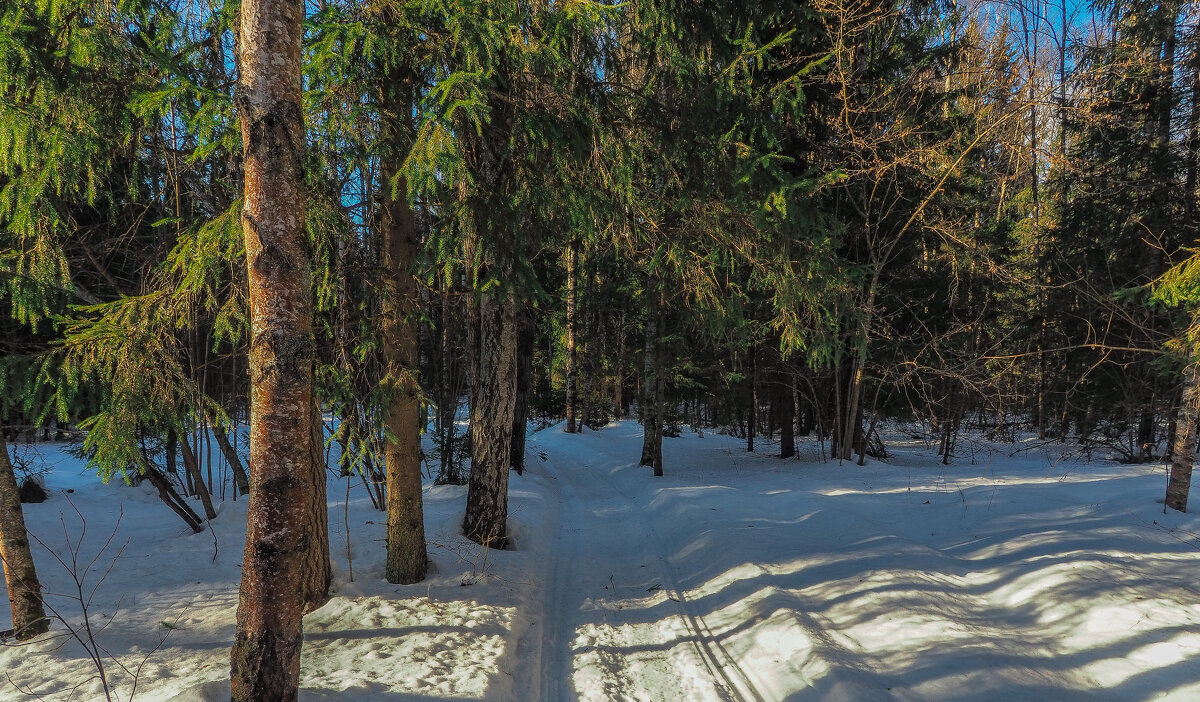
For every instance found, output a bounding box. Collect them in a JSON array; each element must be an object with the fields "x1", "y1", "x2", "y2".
[
  {"x1": 380, "y1": 64, "x2": 427, "y2": 584},
  {"x1": 564, "y1": 239, "x2": 579, "y2": 433},
  {"x1": 229, "y1": 0, "x2": 331, "y2": 695}
]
